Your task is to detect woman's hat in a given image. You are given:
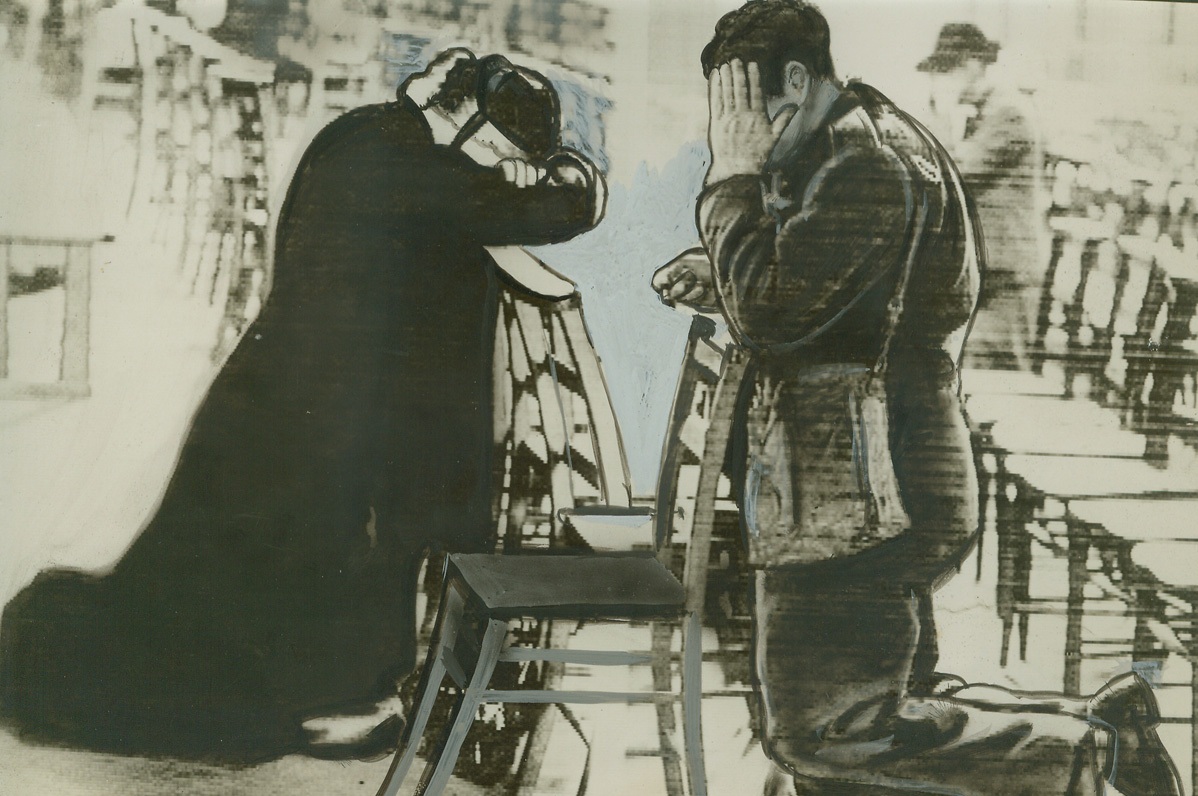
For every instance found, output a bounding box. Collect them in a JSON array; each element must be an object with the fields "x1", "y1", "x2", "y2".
[
  {"x1": 917, "y1": 23, "x2": 1000, "y2": 73},
  {"x1": 475, "y1": 55, "x2": 561, "y2": 161}
]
